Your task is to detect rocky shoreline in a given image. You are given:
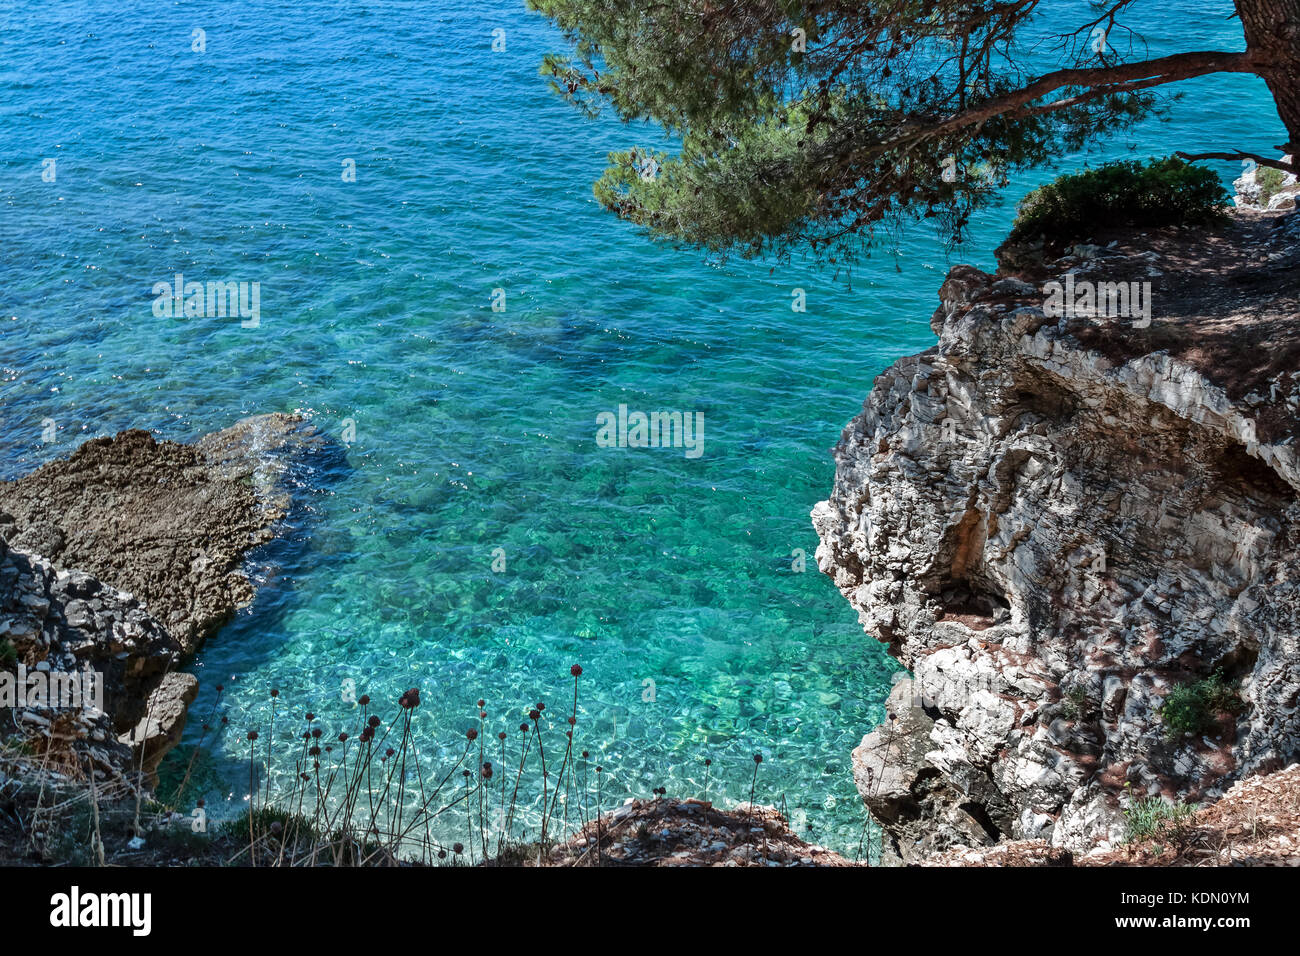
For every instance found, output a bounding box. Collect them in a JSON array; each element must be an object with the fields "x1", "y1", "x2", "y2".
[
  {"x1": 0, "y1": 414, "x2": 326, "y2": 786},
  {"x1": 814, "y1": 208, "x2": 1300, "y2": 863},
  {"x1": 5, "y1": 212, "x2": 1298, "y2": 867}
]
